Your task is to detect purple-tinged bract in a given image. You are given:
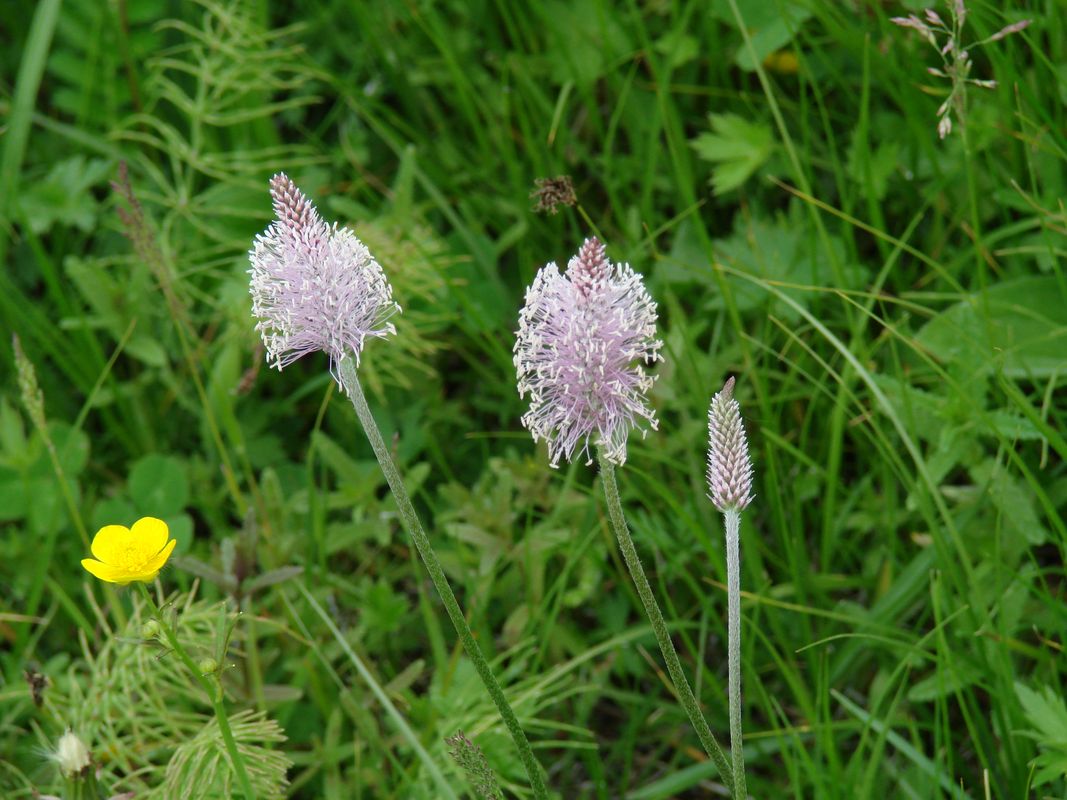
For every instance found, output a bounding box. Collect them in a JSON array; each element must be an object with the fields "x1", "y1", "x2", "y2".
[
  {"x1": 706, "y1": 377, "x2": 754, "y2": 512},
  {"x1": 514, "y1": 237, "x2": 663, "y2": 467},
  {"x1": 248, "y1": 174, "x2": 400, "y2": 389}
]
